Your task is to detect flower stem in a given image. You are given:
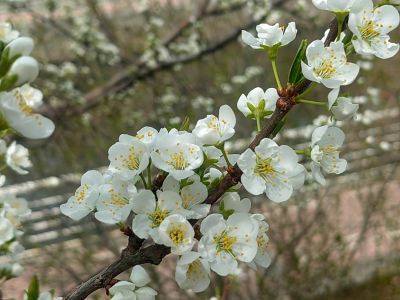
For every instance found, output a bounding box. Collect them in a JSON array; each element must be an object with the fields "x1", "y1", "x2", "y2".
[
  {"x1": 147, "y1": 160, "x2": 152, "y2": 188},
  {"x1": 297, "y1": 99, "x2": 326, "y2": 106},
  {"x1": 256, "y1": 116, "x2": 261, "y2": 132},
  {"x1": 220, "y1": 144, "x2": 231, "y2": 167},
  {"x1": 140, "y1": 174, "x2": 148, "y2": 189},
  {"x1": 271, "y1": 59, "x2": 282, "y2": 90}
]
